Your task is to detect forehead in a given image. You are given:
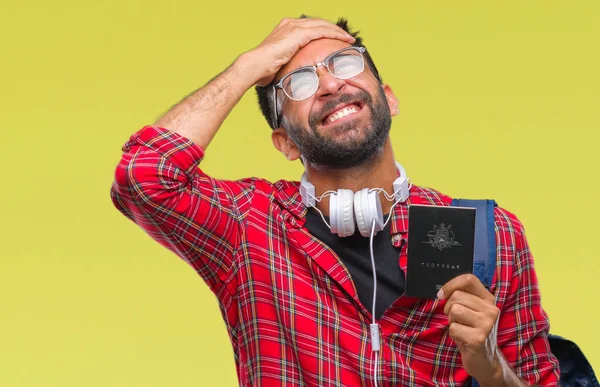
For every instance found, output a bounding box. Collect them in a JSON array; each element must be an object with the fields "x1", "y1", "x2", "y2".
[{"x1": 275, "y1": 38, "x2": 353, "y2": 81}]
